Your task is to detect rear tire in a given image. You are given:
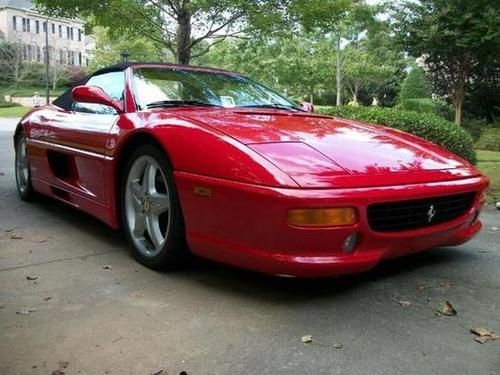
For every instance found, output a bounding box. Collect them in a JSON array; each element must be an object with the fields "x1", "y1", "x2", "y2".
[
  {"x1": 15, "y1": 132, "x2": 35, "y2": 201},
  {"x1": 120, "y1": 144, "x2": 189, "y2": 270}
]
